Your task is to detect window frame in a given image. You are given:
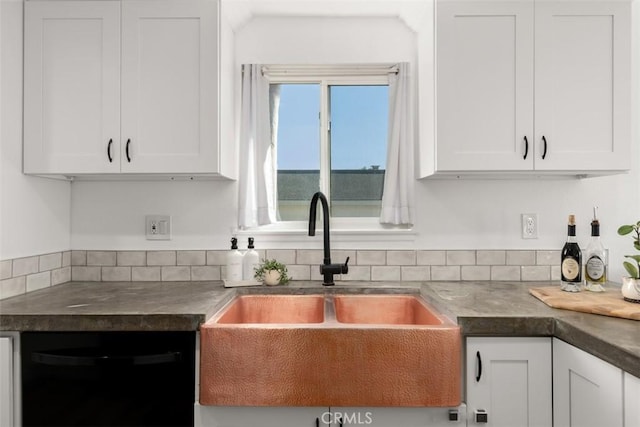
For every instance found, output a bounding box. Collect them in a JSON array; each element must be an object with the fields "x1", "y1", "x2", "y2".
[{"x1": 238, "y1": 65, "x2": 413, "y2": 239}]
